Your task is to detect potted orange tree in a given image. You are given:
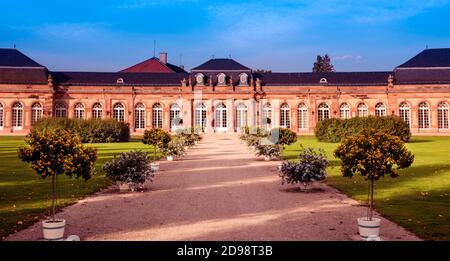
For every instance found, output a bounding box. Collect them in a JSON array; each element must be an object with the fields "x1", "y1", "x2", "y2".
[
  {"x1": 334, "y1": 129, "x2": 414, "y2": 240},
  {"x1": 142, "y1": 129, "x2": 171, "y2": 172},
  {"x1": 18, "y1": 129, "x2": 97, "y2": 241}
]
